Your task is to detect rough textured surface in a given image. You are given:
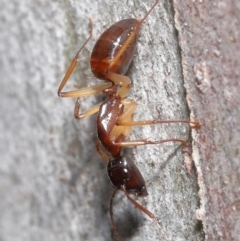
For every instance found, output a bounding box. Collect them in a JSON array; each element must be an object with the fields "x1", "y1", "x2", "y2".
[
  {"x1": 5, "y1": 0, "x2": 240, "y2": 240},
  {"x1": 173, "y1": 1, "x2": 240, "y2": 241}
]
